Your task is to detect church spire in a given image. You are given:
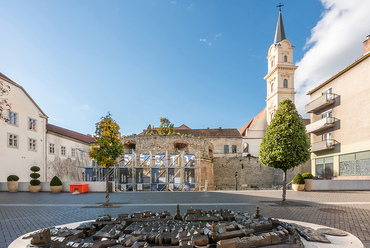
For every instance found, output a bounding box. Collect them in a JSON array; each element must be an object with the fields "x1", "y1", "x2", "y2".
[{"x1": 274, "y1": 9, "x2": 286, "y2": 44}]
